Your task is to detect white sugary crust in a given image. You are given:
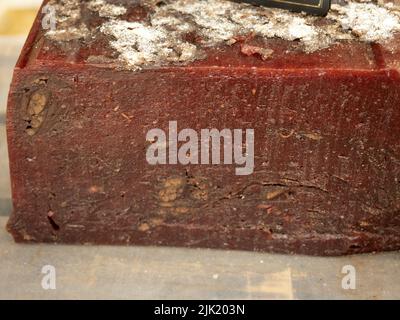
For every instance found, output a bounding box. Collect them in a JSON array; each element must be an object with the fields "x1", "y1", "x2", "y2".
[
  {"x1": 45, "y1": 0, "x2": 400, "y2": 69},
  {"x1": 45, "y1": 0, "x2": 89, "y2": 41},
  {"x1": 87, "y1": 0, "x2": 127, "y2": 18}
]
